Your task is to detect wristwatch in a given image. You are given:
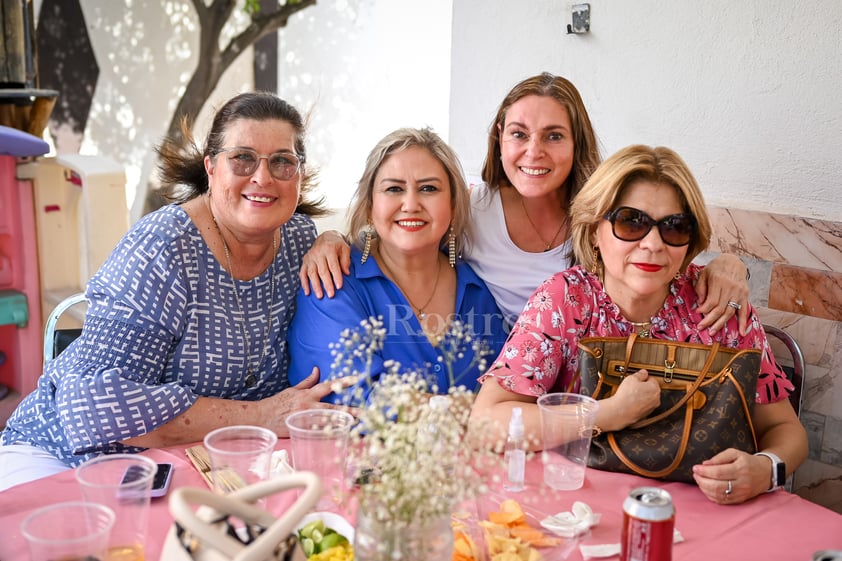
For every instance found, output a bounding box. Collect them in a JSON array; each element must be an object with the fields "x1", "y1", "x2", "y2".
[{"x1": 755, "y1": 451, "x2": 786, "y2": 491}]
